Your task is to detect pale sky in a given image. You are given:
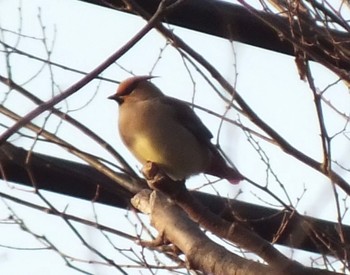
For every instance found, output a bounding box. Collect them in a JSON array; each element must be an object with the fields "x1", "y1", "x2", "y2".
[{"x1": 1, "y1": 0, "x2": 349, "y2": 274}]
